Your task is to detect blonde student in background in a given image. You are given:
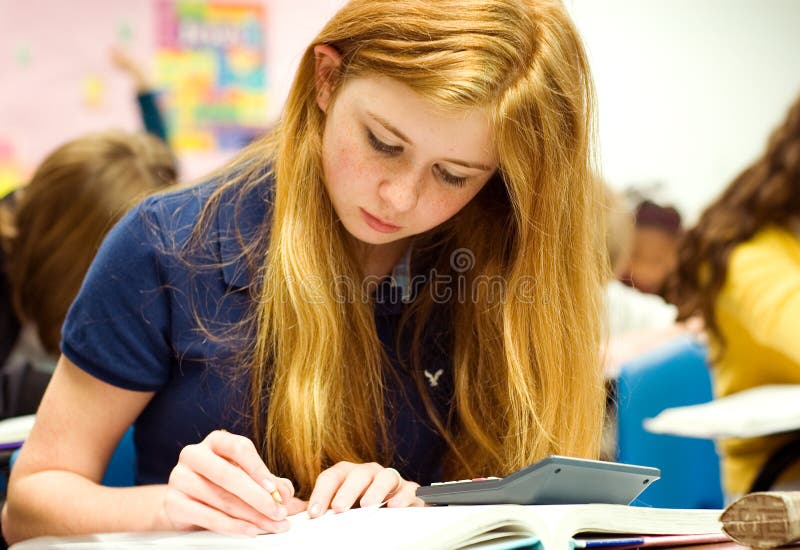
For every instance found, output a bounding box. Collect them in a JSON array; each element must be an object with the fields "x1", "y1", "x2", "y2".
[
  {"x1": 668, "y1": 93, "x2": 800, "y2": 499},
  {"x1": 3, "y1": 0, "x2": 608, "y2": 543}
]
